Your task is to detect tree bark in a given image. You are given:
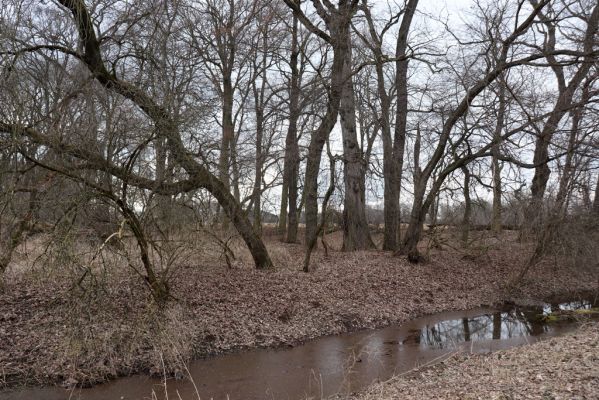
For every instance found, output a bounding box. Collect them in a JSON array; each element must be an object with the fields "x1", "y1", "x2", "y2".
[
  {"x1": 461, "y1": 166, "x2": 472, "y2": 244},
  {"x1": 304, "y1": 153, "x2": 336, "y2": 272},
  {"x1": 362, "y1": 0, "x2": 419, "y2": 251},
  {"x1": 278, "y1": 178, "x2": 289, "y2": 234},
  {"x1": 593, "y1": 174, "x2": 599, "y2": 216},
  {"x1": 281, "y1": 14, "x2": 301, "y2": 243},
  {"x1": 252, "y1": 105, "x2": 264, "y2": 233},
  {"x1": 297, "y1": 3, "x2": 356, "y2": 245},
  {"x1": 492, "y1": 313, "x2": 501, "y2": 340},
  {"x1": 388, "y1": 0, "x2": 419, "y2": 249},
  {"x1": 491, "y1": 78, "x2": 506, "y2": 234},
  {"x1": 220, "y1": 75, "x2": 234, "y2": 196},
  {"x1": 339, "y1": 37, "x2": 374, "y2": 251}
]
